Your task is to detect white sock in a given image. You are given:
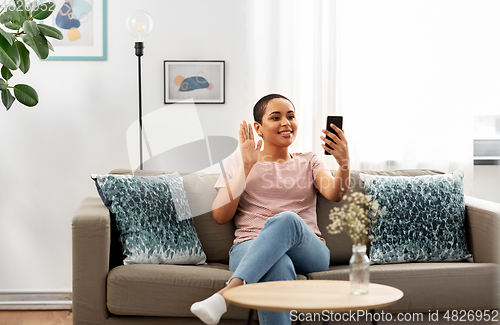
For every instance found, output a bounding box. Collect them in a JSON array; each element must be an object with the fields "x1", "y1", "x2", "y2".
[{"x1": 190, "y1": 293, "x2": 227, "y2": 325}]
